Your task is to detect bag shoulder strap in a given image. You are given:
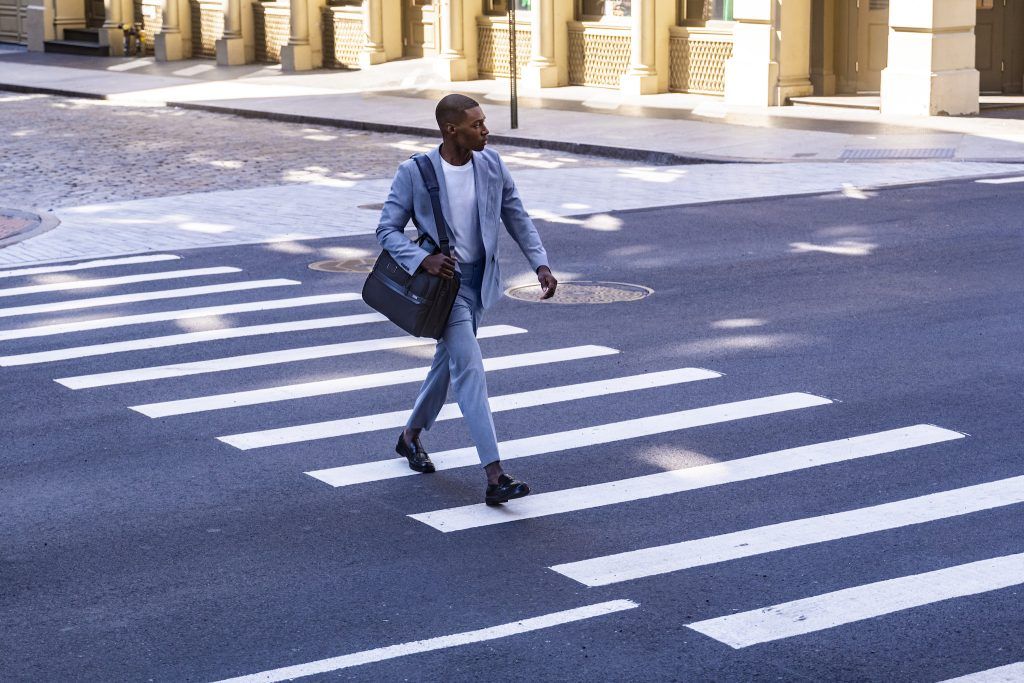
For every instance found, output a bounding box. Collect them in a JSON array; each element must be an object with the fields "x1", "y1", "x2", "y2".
[{"x1": 412, "y1": 153, "x2": 453, "y2": 258}]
